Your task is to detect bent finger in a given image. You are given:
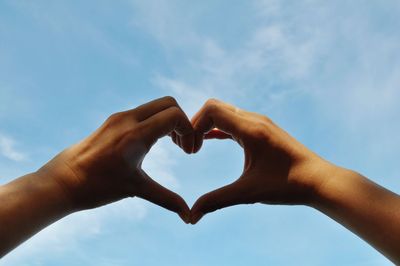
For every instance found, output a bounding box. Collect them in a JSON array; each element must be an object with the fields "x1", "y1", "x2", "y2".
[
  {"x1": 191, "y1": 99, "x2": 243, "y2": 152},
  {"x1": 140, "y1": 106, "x2": 194, "y2": 154},
  {"x1": 131, "y1": 96, "x2": 181, "y2": 122}
]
